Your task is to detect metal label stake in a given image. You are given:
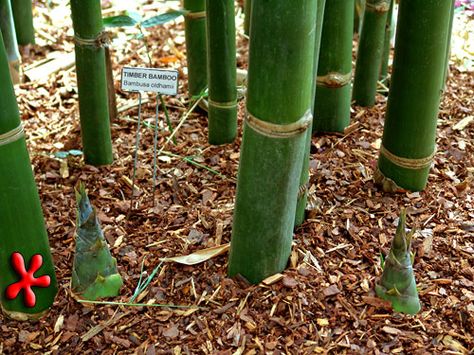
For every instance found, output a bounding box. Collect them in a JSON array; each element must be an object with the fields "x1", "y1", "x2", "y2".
[{"x1": 120, "y1": 67, "x2": 179, "y2": 212}]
